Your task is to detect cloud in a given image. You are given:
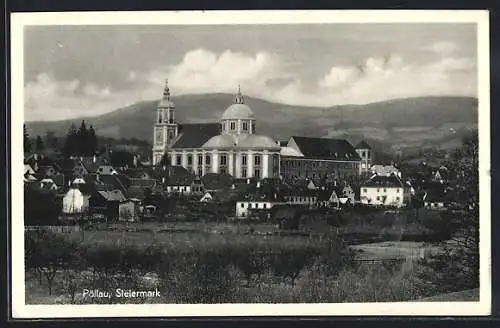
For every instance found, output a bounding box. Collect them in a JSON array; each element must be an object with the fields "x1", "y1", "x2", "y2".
[
  {"x1": 25, "y1": 73, "x2": 129, "y2": 121},
  {"x1": 425, "y1": 41, "x2": 459, "y2": 55},
  {"x1": 24, "y1": 48, "x2": 477, "y2": 121}
]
